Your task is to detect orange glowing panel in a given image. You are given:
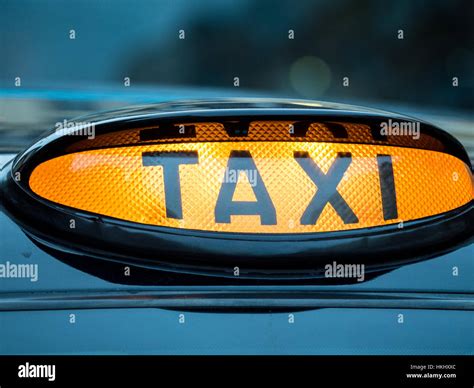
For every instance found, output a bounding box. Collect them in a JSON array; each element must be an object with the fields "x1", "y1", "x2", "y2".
[{"x1": 29, "y1": 142, "x2": 473, "y2": 233}]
